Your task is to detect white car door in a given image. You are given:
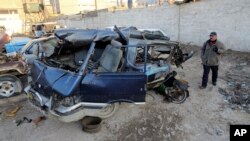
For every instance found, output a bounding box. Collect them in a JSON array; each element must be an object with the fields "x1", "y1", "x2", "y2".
[{"x1": 23, "y1": 42, "x2": 42, "y2": 64}]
